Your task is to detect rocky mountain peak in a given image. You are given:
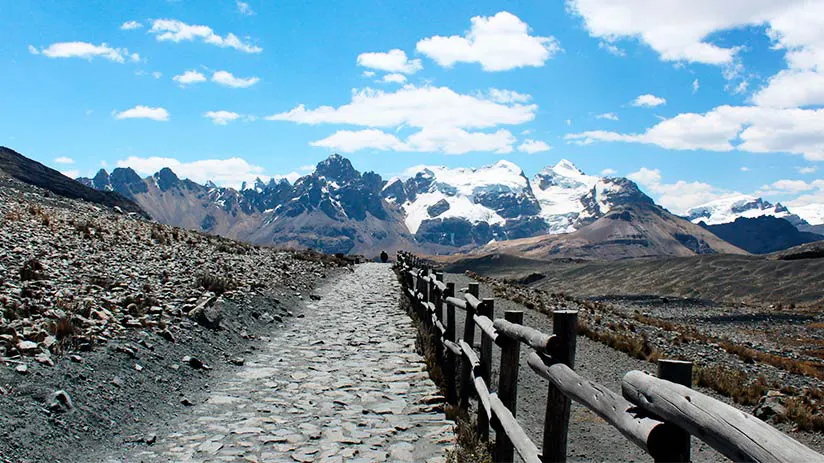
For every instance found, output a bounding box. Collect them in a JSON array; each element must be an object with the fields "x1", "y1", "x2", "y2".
[
  {"x1": 92, "y1": 169, "x2": 111, "y2": 190},
  {"x1": 315, "y1": 154, "x2": 360, "y2": 183},
  {"x1": 154, "y1": 167, "x2": 181, "y2": 192}
]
